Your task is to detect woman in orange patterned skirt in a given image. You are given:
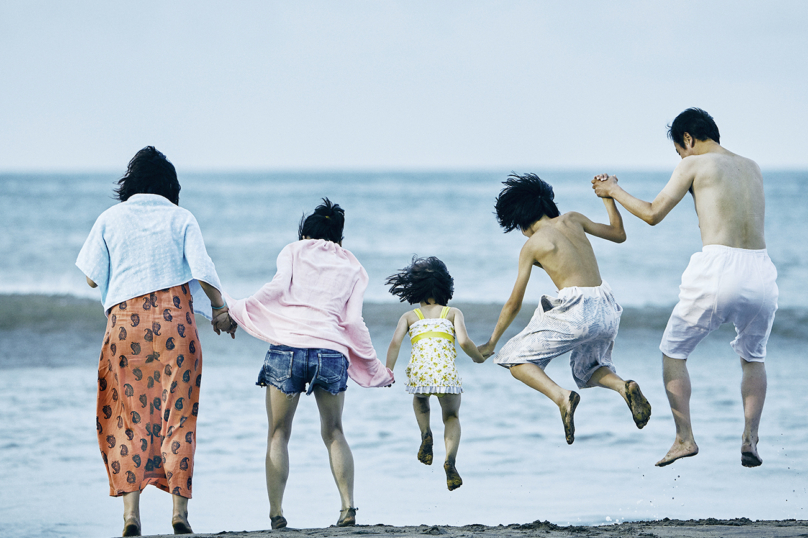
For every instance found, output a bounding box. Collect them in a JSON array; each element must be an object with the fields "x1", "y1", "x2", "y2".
[{"x1": 77, "y1": 147, "x2": 236, "y2": 536}]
